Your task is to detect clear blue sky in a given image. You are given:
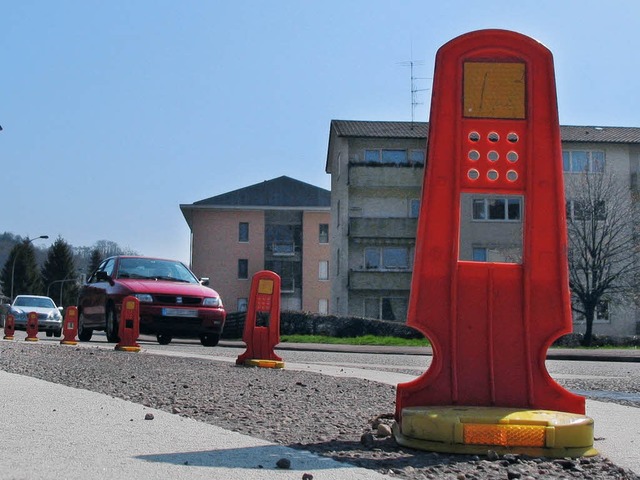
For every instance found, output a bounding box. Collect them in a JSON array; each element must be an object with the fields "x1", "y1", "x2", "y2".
[{"x1": 2, "y1": 1, "x2": 639, "y2": 263}]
